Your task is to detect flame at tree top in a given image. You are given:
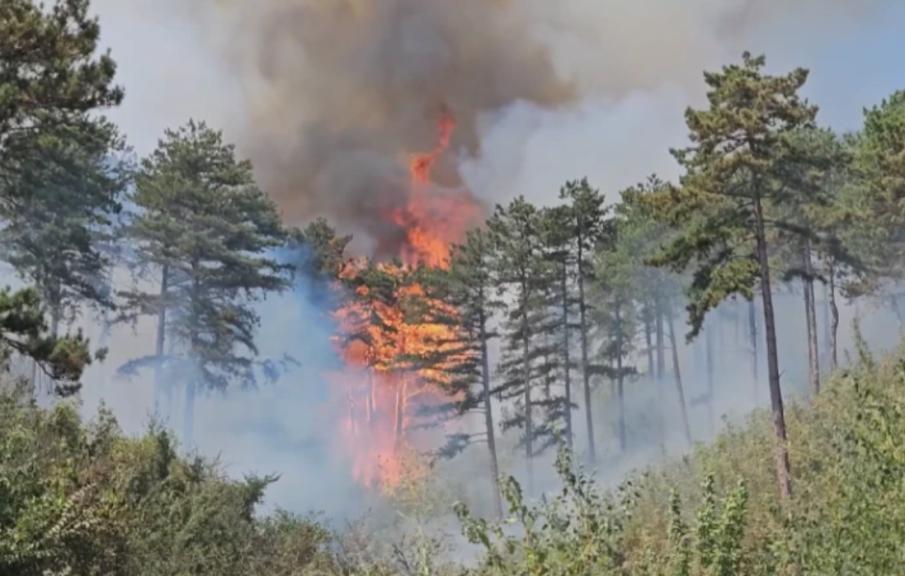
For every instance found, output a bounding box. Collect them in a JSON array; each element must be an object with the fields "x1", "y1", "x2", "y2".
[
  {"x1": 328, "y1": 108, "x2": 481, "y2": 492},
  {"x1": 391, "y1": 107, "x2": 483, "y2": 269}
]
